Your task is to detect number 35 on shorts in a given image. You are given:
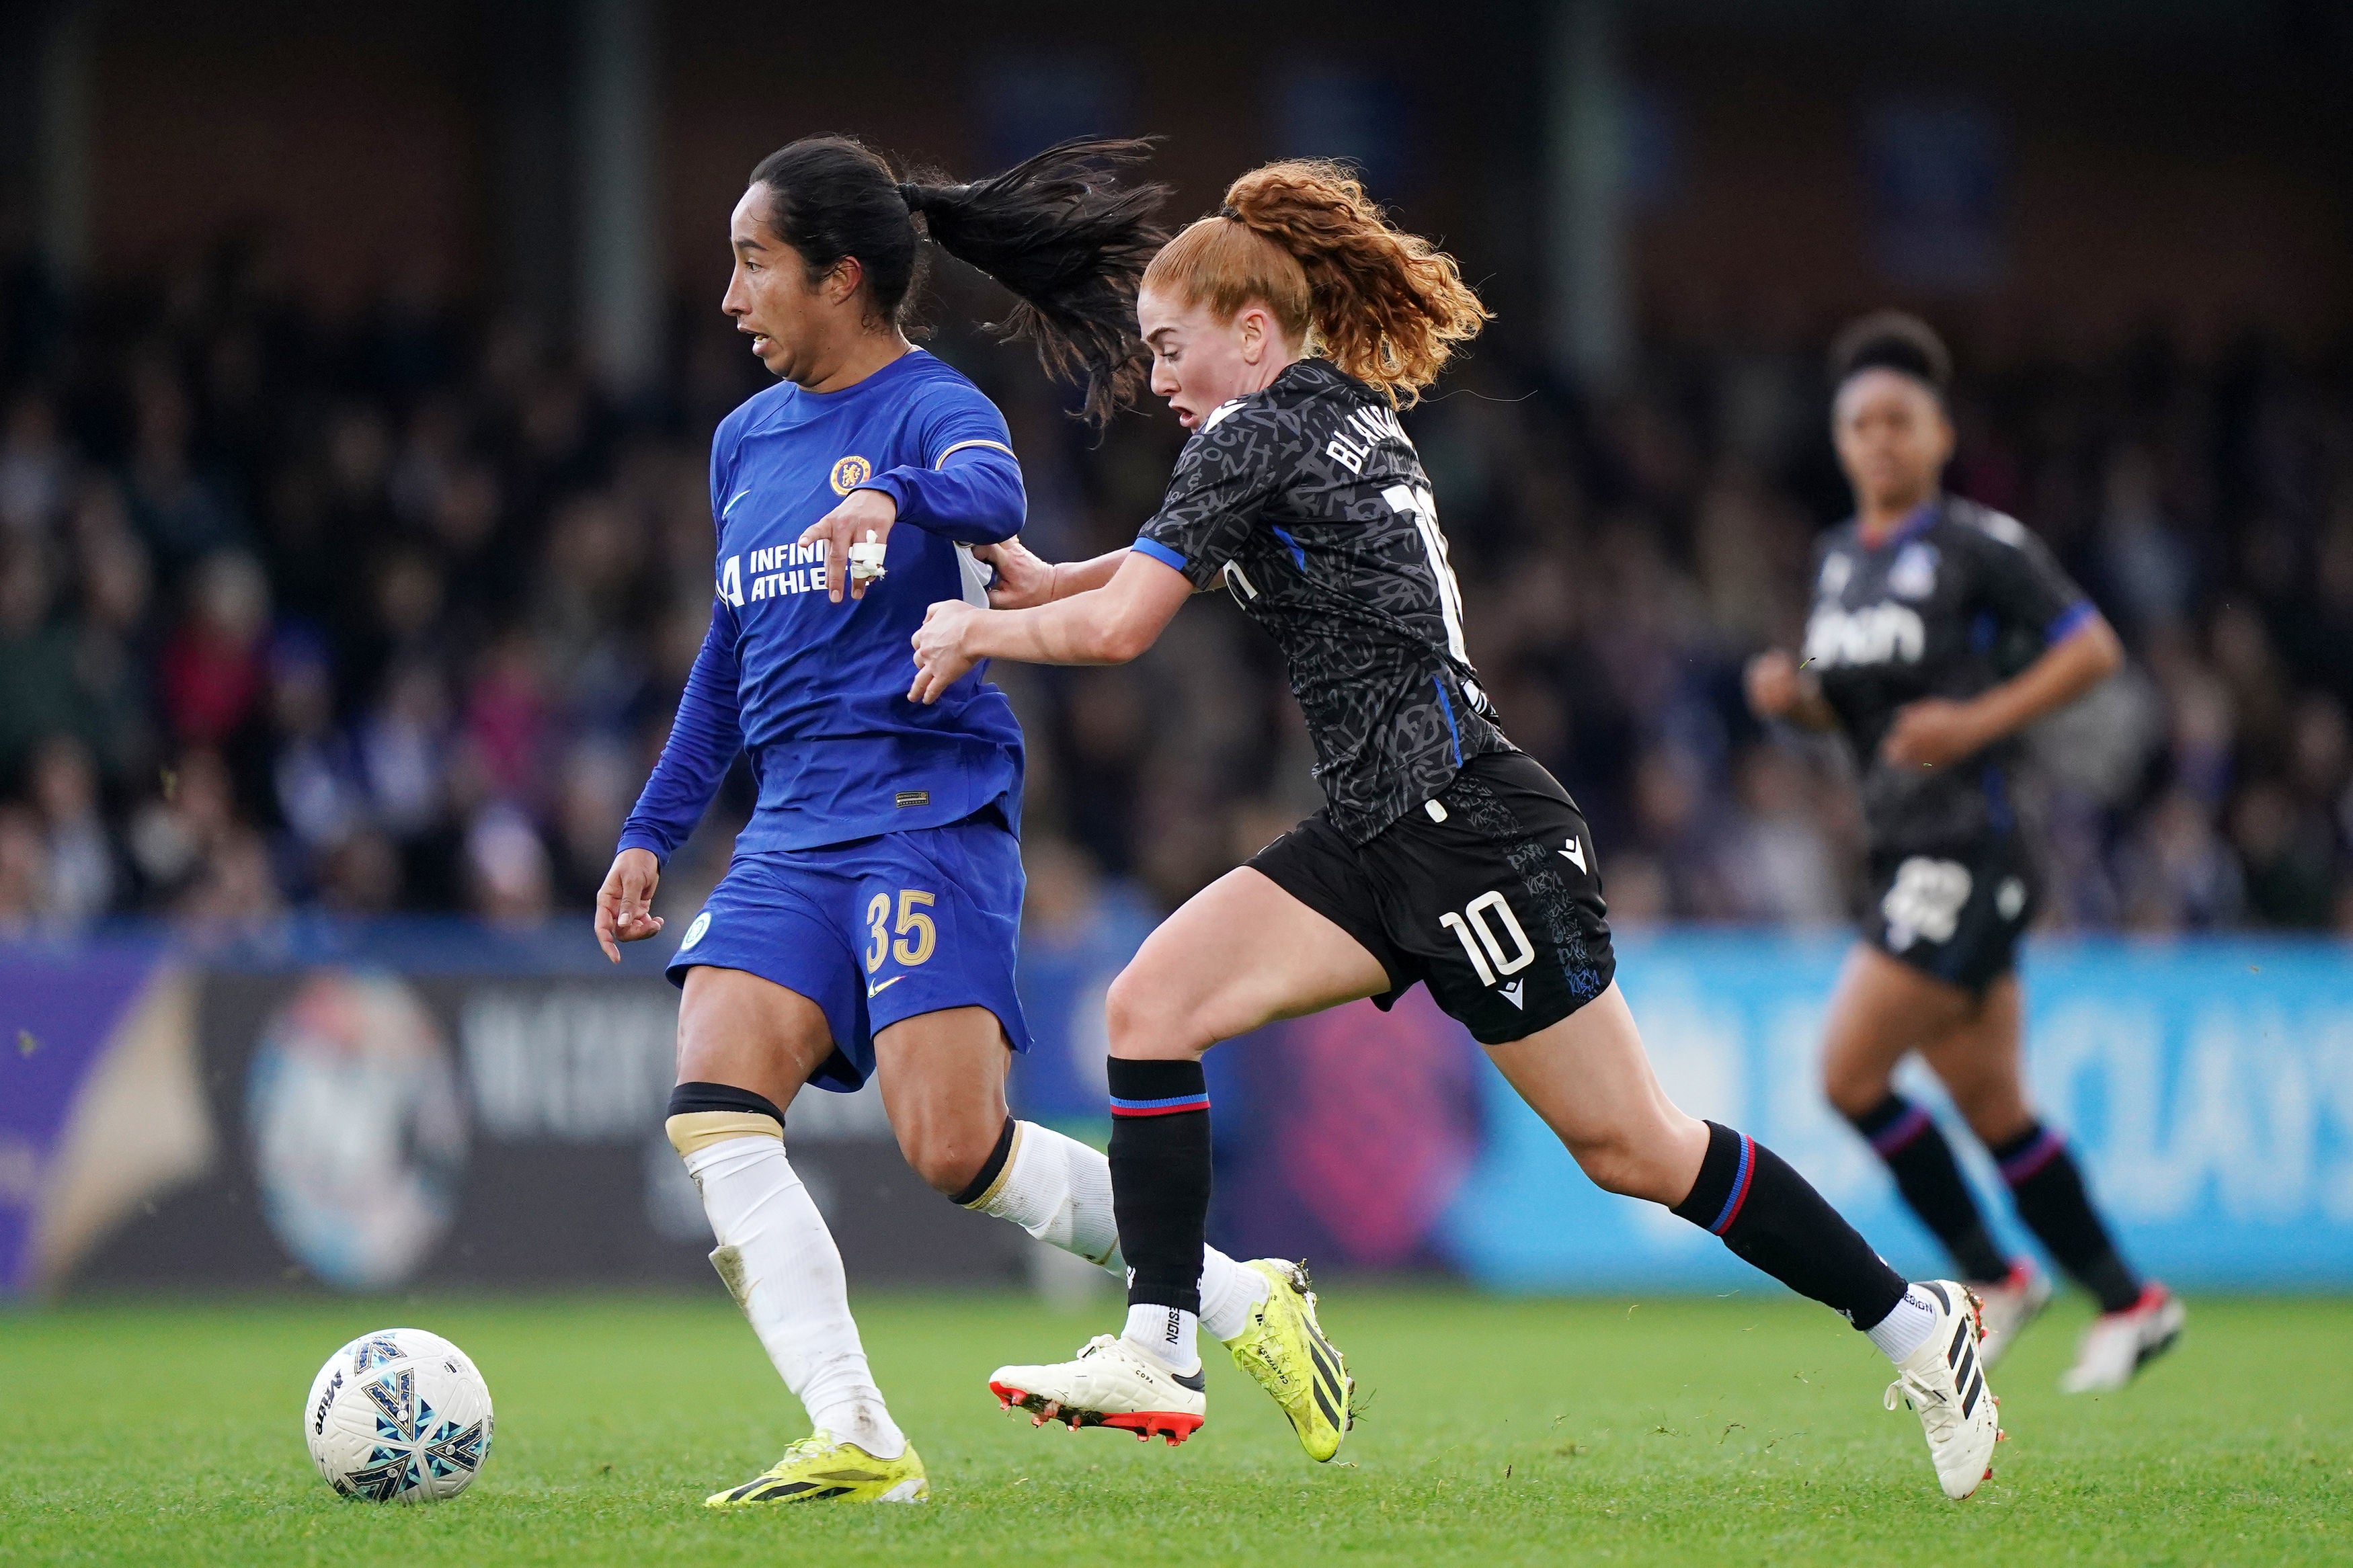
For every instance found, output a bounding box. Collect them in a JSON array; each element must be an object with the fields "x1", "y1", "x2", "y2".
[{"x1": 865, "y1": 889, "x2": 938, "y2": 973}]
